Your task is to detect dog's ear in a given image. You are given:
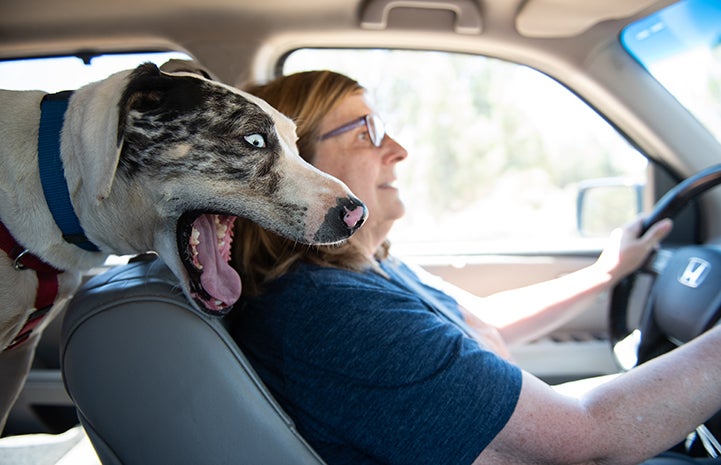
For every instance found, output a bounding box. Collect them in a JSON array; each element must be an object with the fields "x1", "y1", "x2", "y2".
[
  {"x1": 83, "y1": 63, "x2": 170, "y2": 202},
  {"x1": 73, "y1": 63, "x2": 181, "y2": 203},
  {"x1": 116, "y1": 63, "x2": 170, "y2": 147},
  {"x1": 159, "y1": 59, "x2": 218, "y2": 81},
  {"x1": 116, "y1": 62, "x2": 210, "y2": 148}
]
